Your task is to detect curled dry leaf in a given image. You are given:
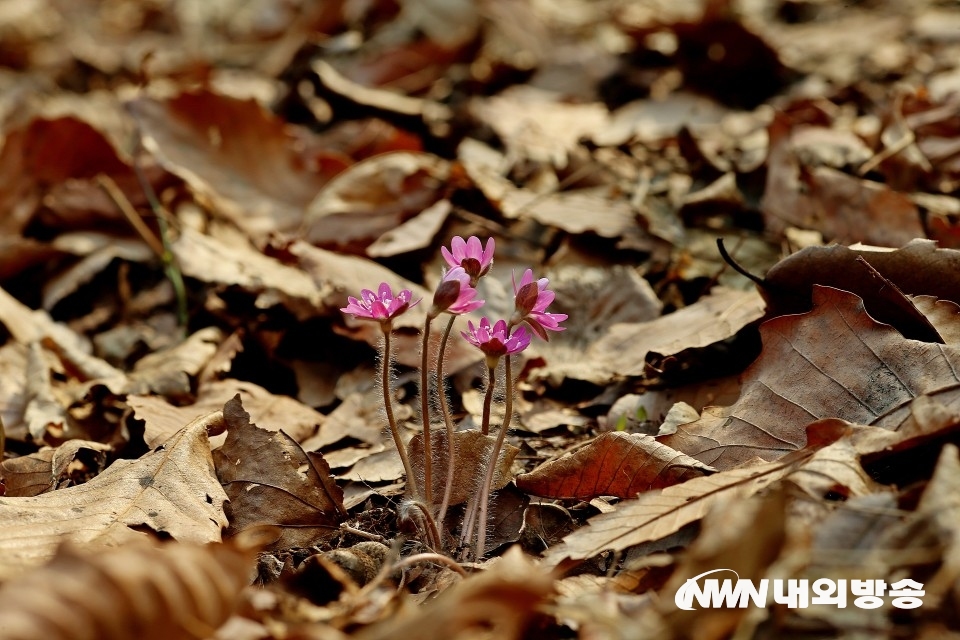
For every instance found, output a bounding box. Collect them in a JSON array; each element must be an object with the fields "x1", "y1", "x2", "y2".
[
  {"x1": 172, "y1": 228, "x2": 328, "y2": 321},
  {"x1": 126, "y1": 327, "x2": 223, "y2": 401},
  {"x1": 911, "y1": 295, "x2": 960, "y2": 345},
  {"x1": 762, "y1": 239, "x2": 960, "y2": 339},
  {"x1": 515, "y1": 432, "x2": 715, "y2": 501},
  {"x1": 545, "y1": 422, "x2": 847, "y2": 565},
  {"x1": 0, "y1": 536, "x2": 262, "y2": 640},
  {"x1": 661, "y1": 286, "x2": 960, "y2": 470},
  {"x1": 0, "y1": 439, "x2": 112, "y2": 497},
  {"x1": 213, "y1": 395, "x2": 347, "y2": 550},
  {"x1": 0, "y1": 409, "x2": 228, "y2": 578}
]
